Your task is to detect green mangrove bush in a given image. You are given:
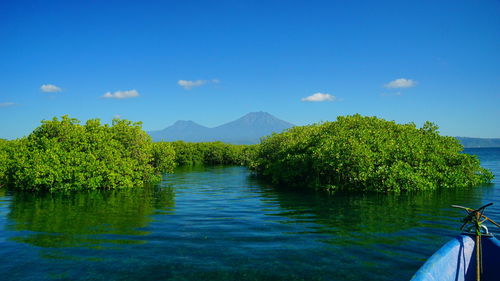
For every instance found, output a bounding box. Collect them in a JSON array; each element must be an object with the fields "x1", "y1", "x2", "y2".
[
  {"x1": 170, "y1": 141, "x2": 256, "y2": 166},
  {"x1": 151, "y1": 141, "x2": 177, "y2": 174},
  {"x1": 251, "y1": 114, "x2": 493, "y2": 192},
  {"x1": 0, "y1": 138, "x2": 13, "y2": 185},
  {"x1": 5, "y1": 116, "x2": 176, "y2": 191}
]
